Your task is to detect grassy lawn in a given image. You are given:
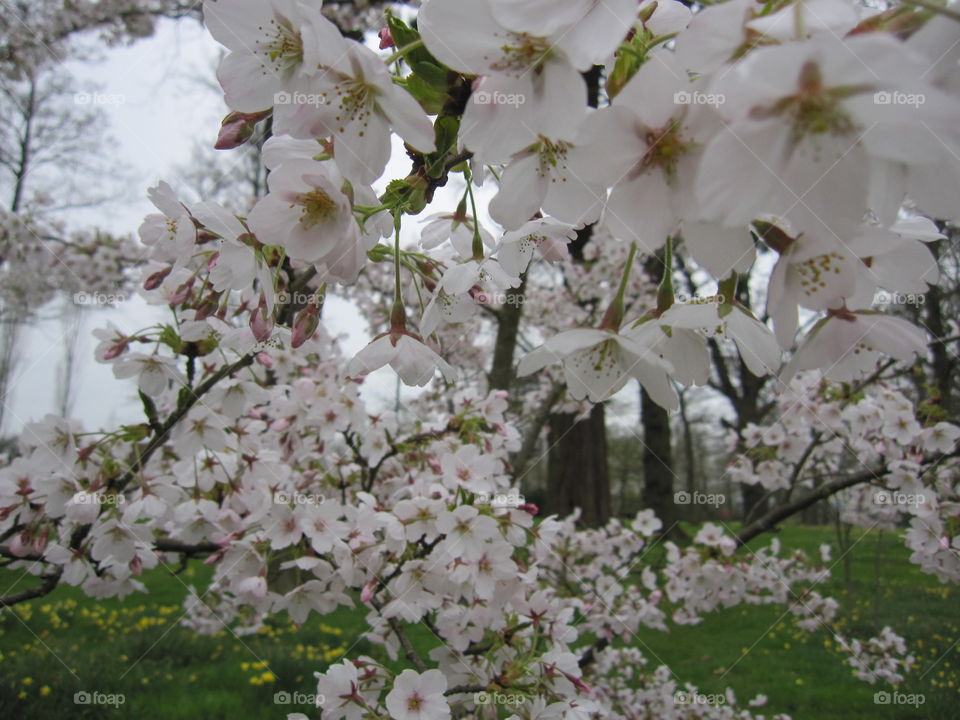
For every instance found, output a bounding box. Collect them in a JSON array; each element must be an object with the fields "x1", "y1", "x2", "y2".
[
  {"x1": 632, "y1": 524, "x2": 959, "y2": 719},
  {"x1": 0, "y1": 524, "x2": 956, "y2": 718}
]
